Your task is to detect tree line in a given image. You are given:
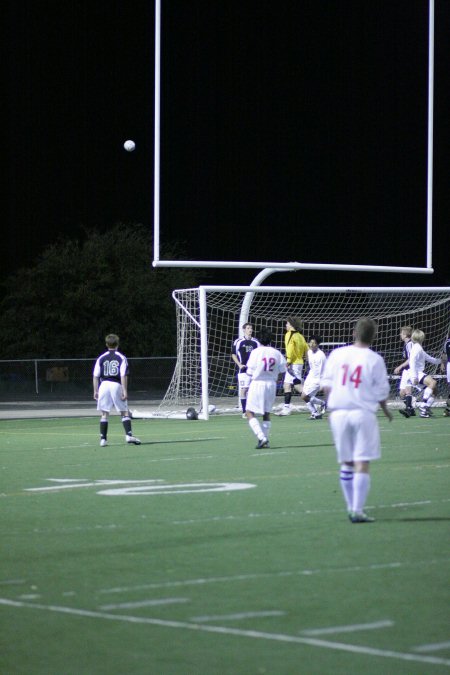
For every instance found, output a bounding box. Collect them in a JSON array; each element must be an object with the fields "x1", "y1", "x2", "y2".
[{"x1": 0, "y1": 224, "x2": 201, "y2": 358}]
